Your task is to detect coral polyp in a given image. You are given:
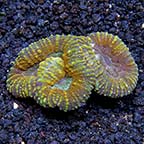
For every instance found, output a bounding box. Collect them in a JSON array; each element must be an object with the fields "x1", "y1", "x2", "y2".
[
  {"x1": 6, "y1": 35, "x2": 96, "y2": 111},
  {"x1": 6, "y1": 33, "x2": 139, "y2": 111},
  {"x1": 88, "y1": 32, "x2": 138, "y2": 97}
]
